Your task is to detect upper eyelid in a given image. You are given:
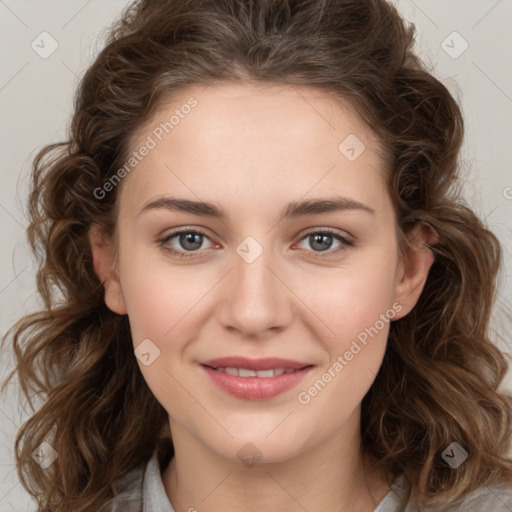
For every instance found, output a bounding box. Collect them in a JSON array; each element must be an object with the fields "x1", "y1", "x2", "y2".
[
  {"x1": 160, "y1": 227, "x2": 353, "y2": 250},
  {"x1": 161, "y1": 227, "x2": 215, "y2": 243}
]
